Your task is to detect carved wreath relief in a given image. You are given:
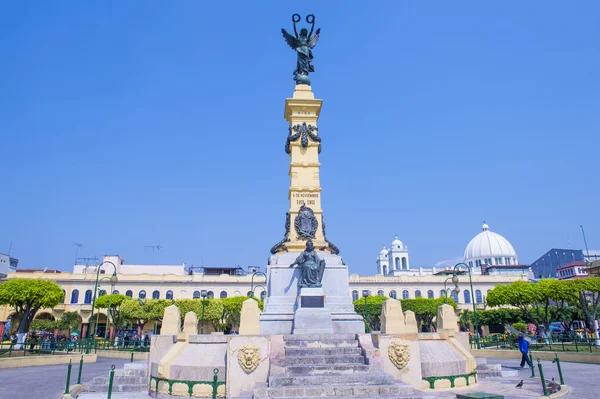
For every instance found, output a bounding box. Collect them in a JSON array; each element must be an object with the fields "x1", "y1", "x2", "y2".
[
  {"x1": 388, "y1": 340, "x2": 411, "y2": 370},
  {"x1": 285, "y1": 122, "x2": 321, "y2": 154},
  {"x1": 294, "y1": 204, "x2": 318, "y2": 239},
  {"x1": 237, "y1": 344, "x2": 261, "y2": 373}
]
